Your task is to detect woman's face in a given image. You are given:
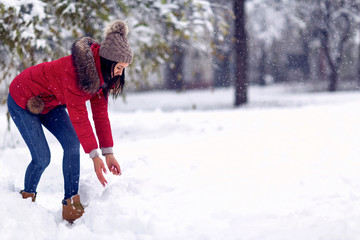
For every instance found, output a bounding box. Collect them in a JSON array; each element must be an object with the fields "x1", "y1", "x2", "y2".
[{"x1": 112, "y1": 62, "x2": 129, "y2": 78}]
